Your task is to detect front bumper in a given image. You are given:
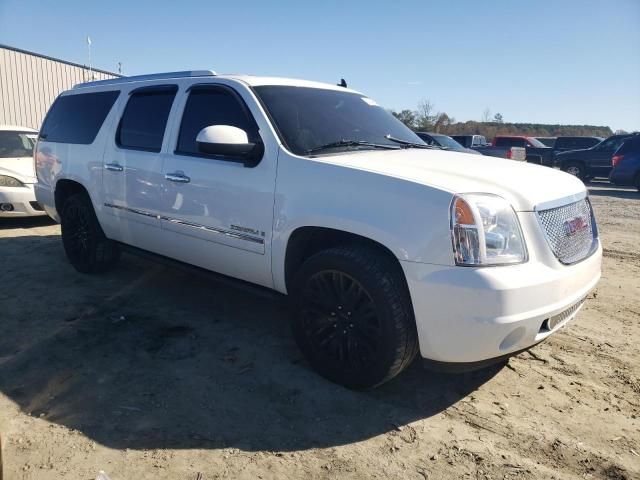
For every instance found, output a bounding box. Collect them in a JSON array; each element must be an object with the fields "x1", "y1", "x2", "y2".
[
  {"x1": 0, "y1": 184, "x2": 47, "y2": 217},
  {"x1": 401, "y1": 242, "x2": 602, "y2": 364}
]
